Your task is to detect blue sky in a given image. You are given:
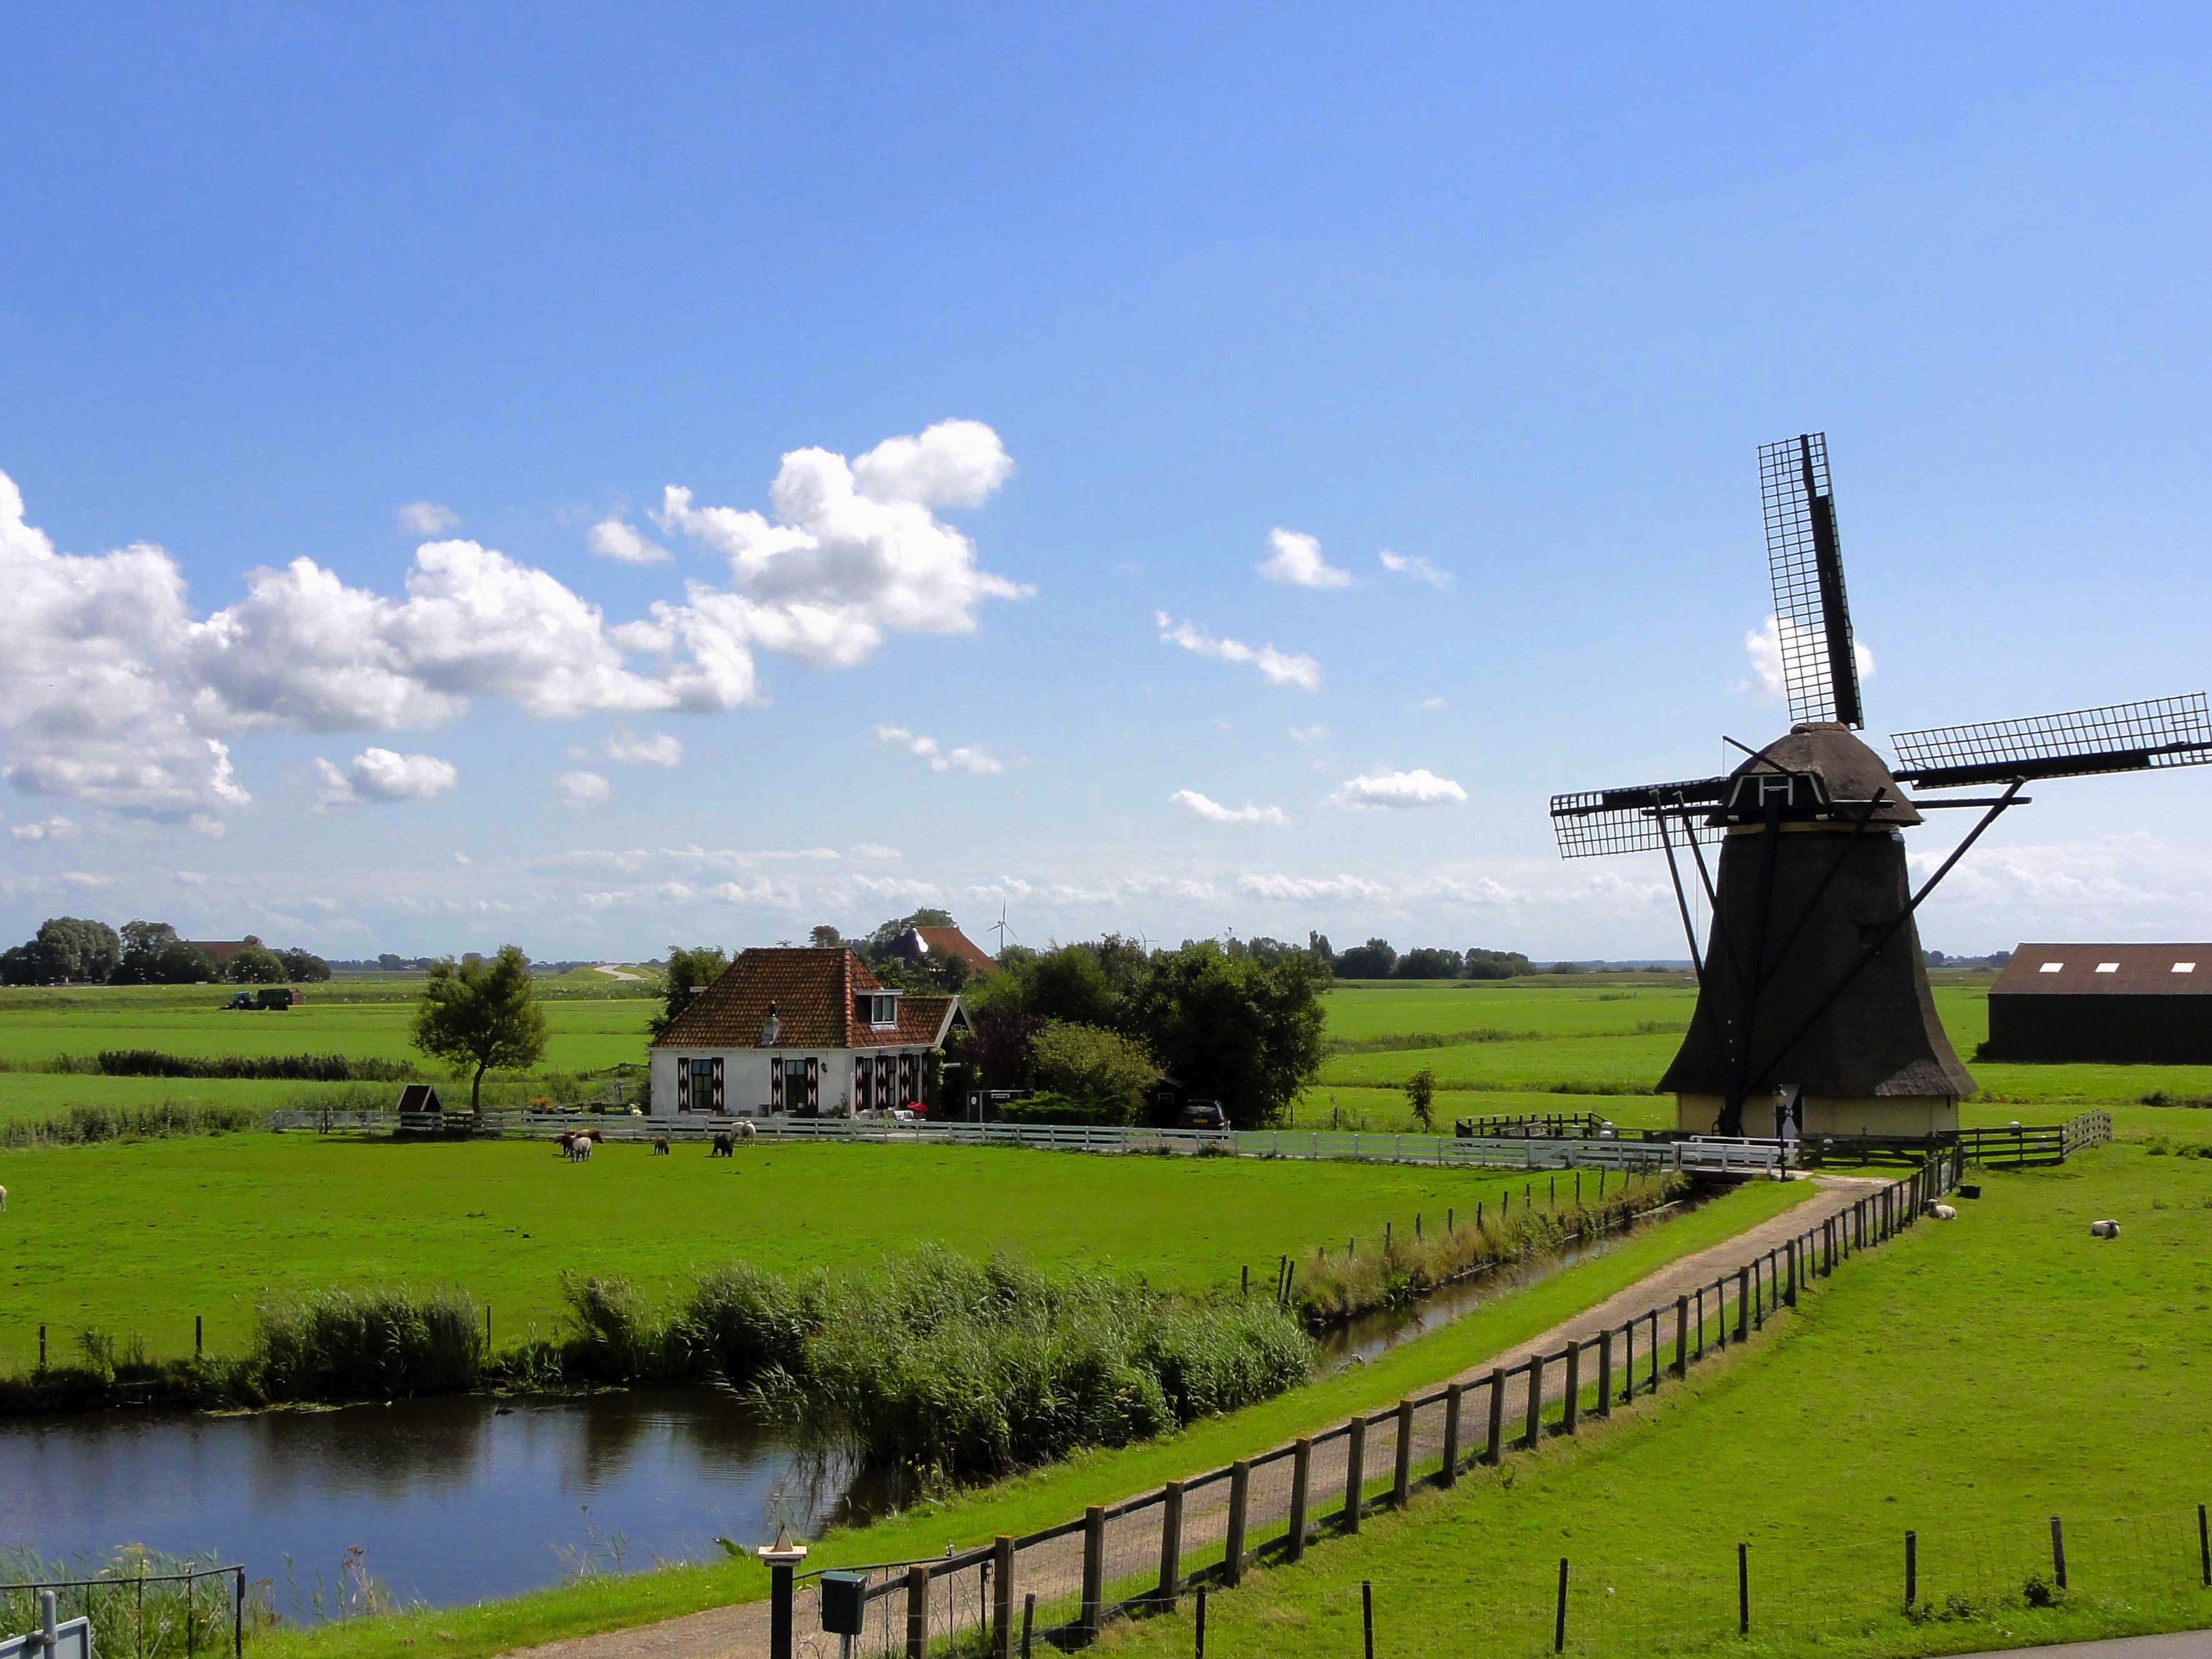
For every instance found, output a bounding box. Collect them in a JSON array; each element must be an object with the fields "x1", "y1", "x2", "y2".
[{"x1": 5, "y1": 3, "x2": 2210, "y2": 962}]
